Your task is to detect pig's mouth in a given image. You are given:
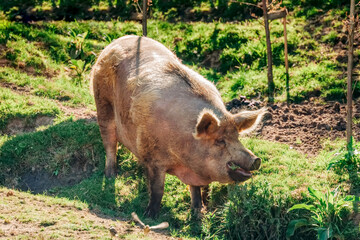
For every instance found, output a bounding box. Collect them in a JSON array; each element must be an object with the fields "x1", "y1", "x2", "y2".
[{"x1": 226, "y1": 161, "x2": 252, "y2": 182}]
